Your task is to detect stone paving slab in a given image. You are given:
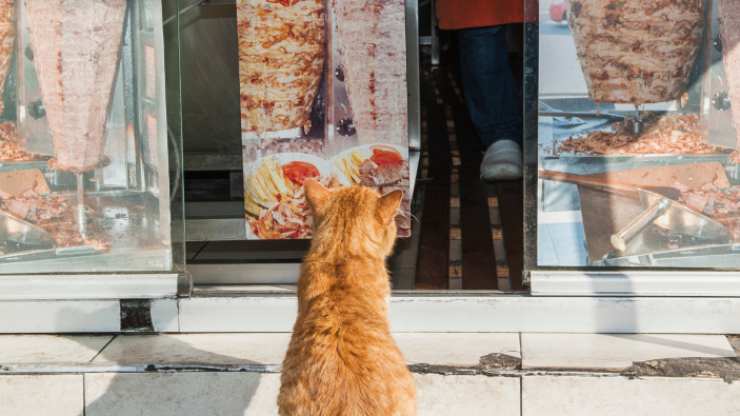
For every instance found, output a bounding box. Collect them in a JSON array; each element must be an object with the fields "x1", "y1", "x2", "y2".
[
  {"x1": 393, "y1": 333, "x2": 520, "y2": 367},
  {"x1": 0, "y1": 375, "x2": 83, "y2": 416},
  {"x1": 89, "y1": 333, "x2": 521, "y2": 370},
  {"x1": 91, "y1": 334, "x2": 290, "y2": 368},
  {"x1": 84, "y1": 372, "x2": 520, "y2": 416},
  {"x1": 416, "y1": 374, "x2": 520, "y2": 416},
  {"x1": 522, "y1": 376, "x2": 740, "y2": 416},
  {"x1": 522, "y1": 334, "x2": 736, "y2": 370},
  {"x1": 0, "y1": 335, "x2": 112, "y2": 364},
  {"x1": 85, "y1": 373, "x2": 280, "y2": 416},
  {"x1": 0, "y1": 333, "x2": 737, "y2": 374}
]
